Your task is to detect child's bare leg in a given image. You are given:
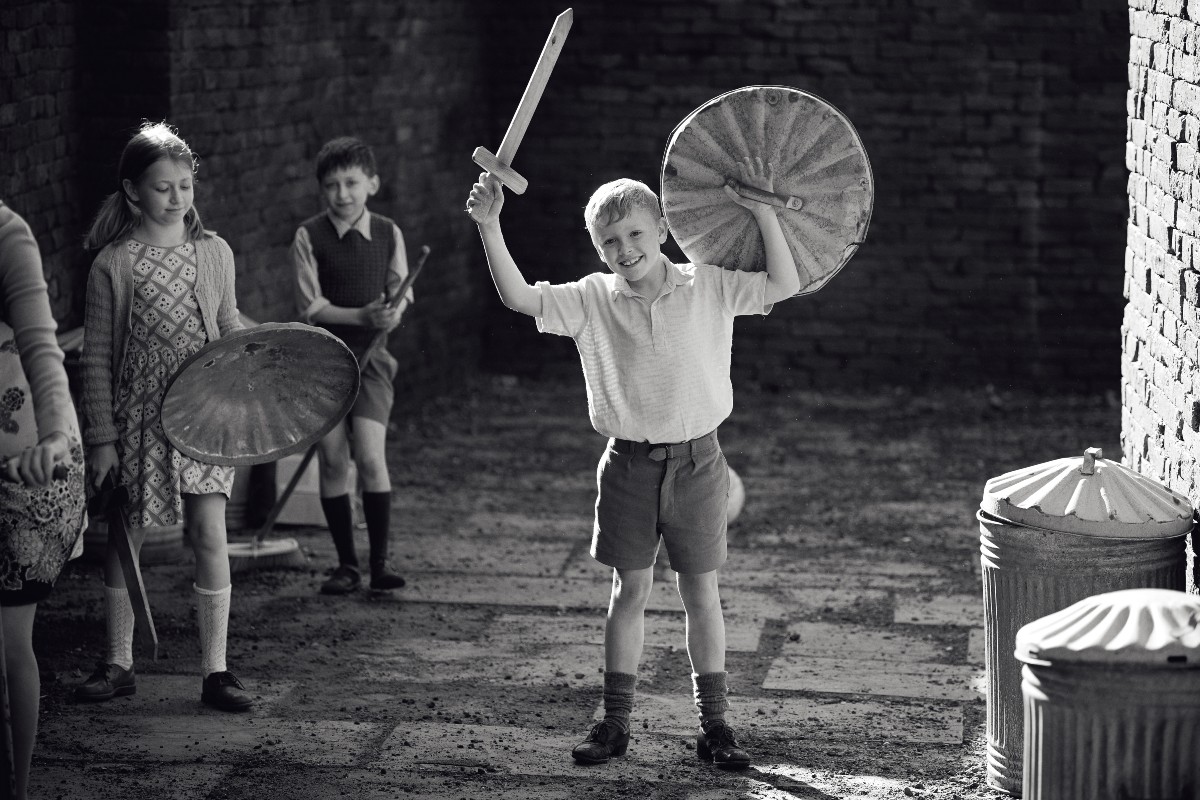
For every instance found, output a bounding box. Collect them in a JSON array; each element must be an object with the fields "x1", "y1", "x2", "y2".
[
  {"x1": 351, "y1": 417, "x2": 403, "y2": 589},
  {"x1": 574, "y1": 565, "x2": 654, "y2": 764},
  {"x1": 604, "y1": 565, "x2": 655, "y2": 673},
  {"x1": 676, "y1": 568, "x2": 749, "y2": 769},
  {"x1": 675, "y1": 569, "x2": 725, "y2": 675},
  {"x1": 316, "y1": 423, "x2": 360, "y2": 585},
  {"x1": 3, "y1": 603, "x2": 38, "y2": 800},
  {"x1": 186, "y1": 493, "x2": 252, "y2": 710}
]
